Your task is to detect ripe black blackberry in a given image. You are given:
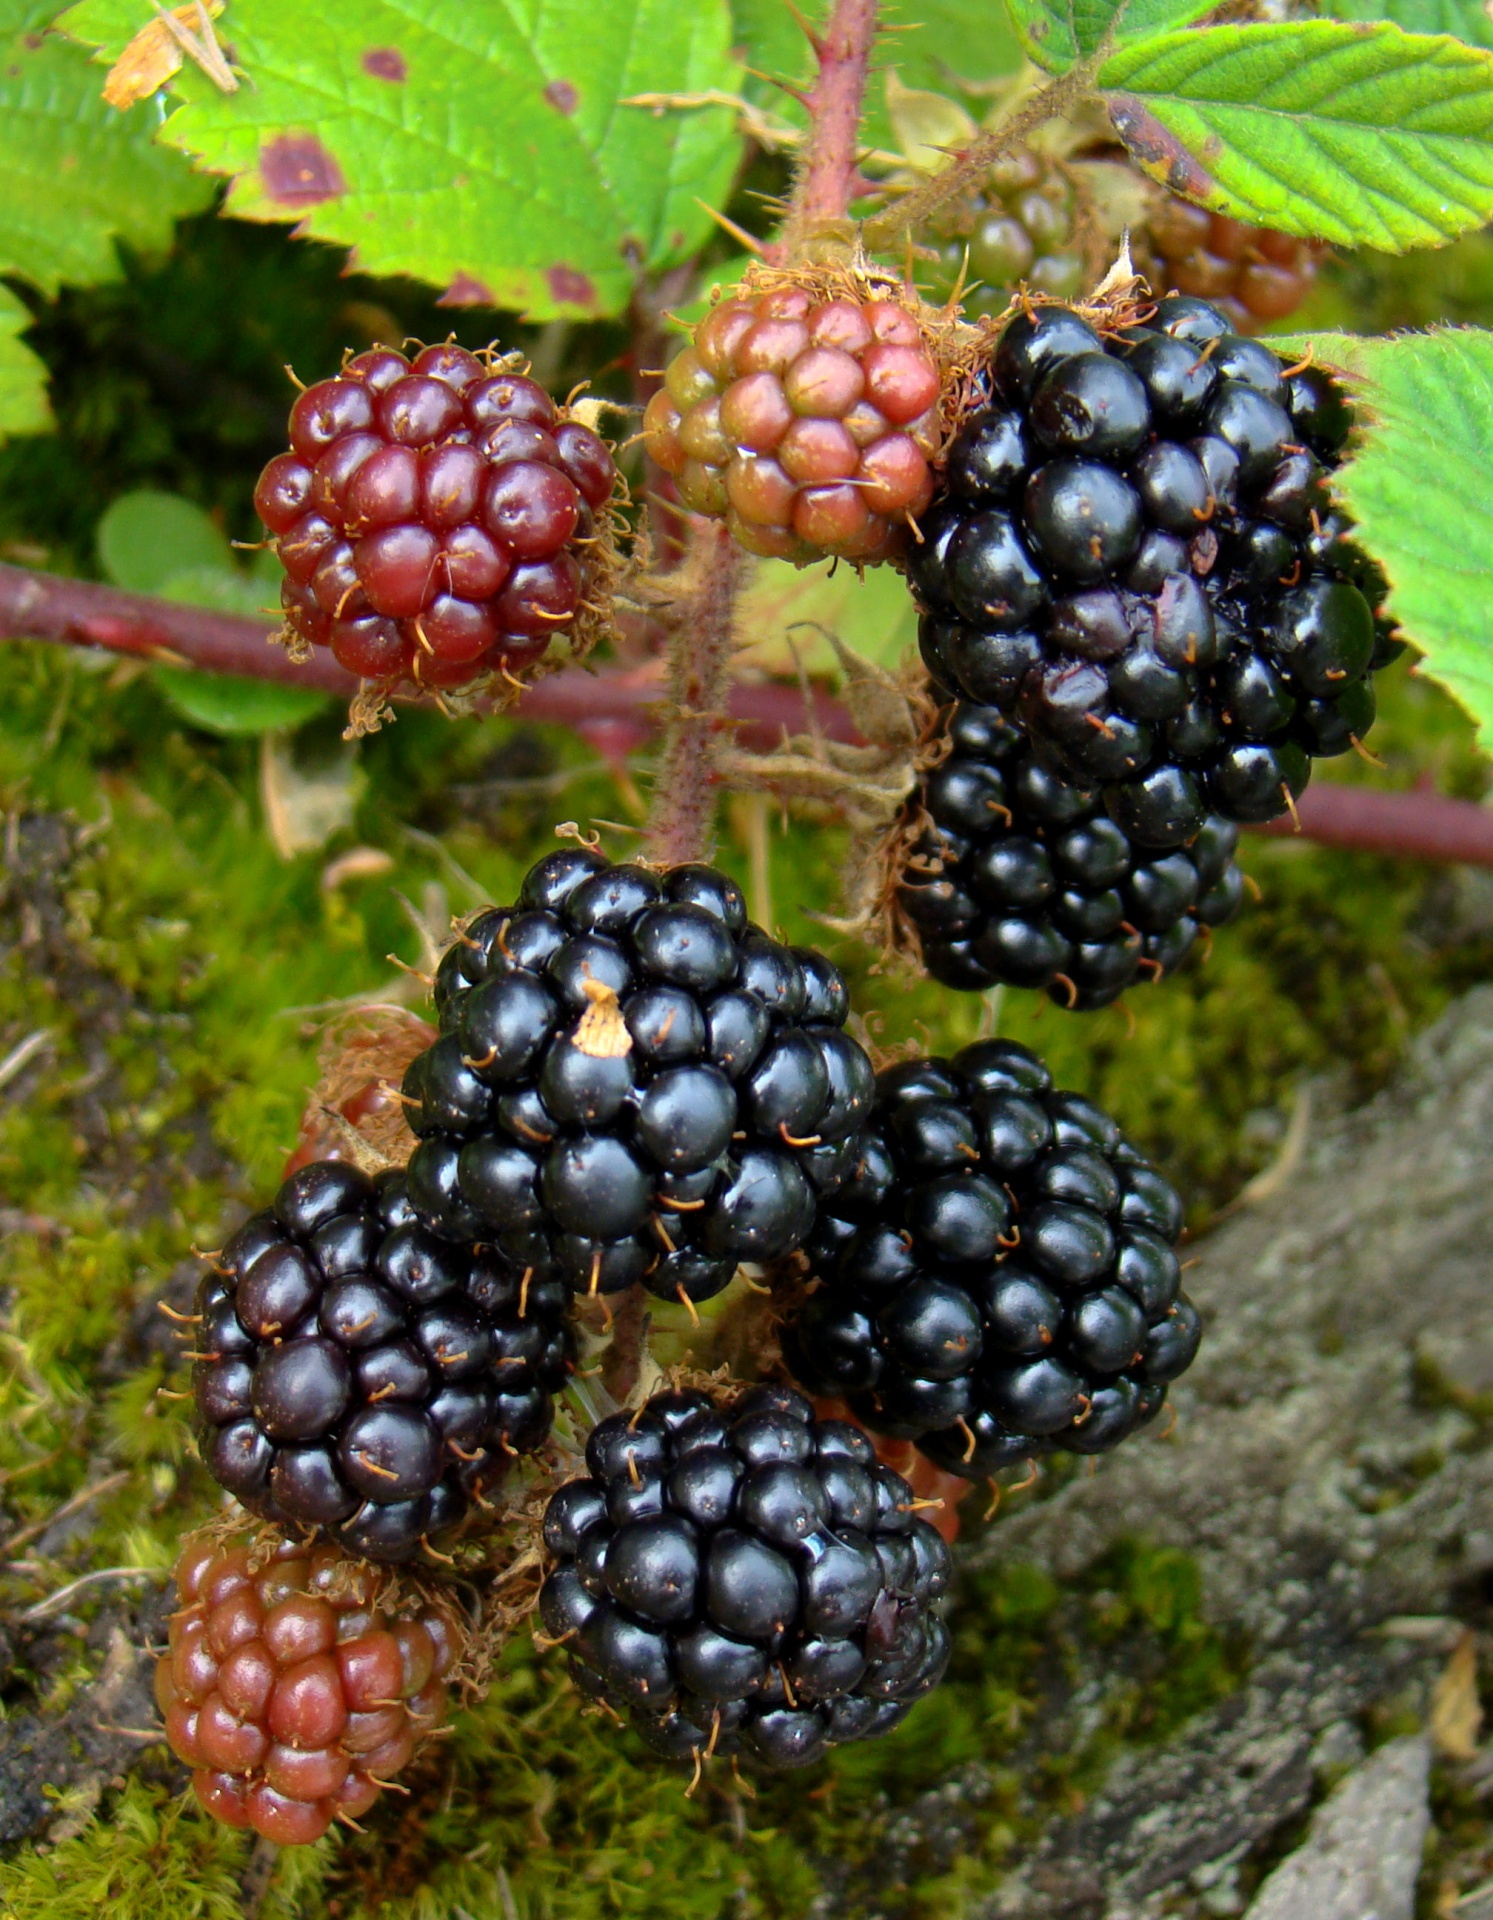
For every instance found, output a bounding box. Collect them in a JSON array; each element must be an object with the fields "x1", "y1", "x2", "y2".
[
  {"x1": 192, "y1": 1160, "x2": 569, "y2": 1563},
  {"x1": 778, "y1": 1040, "x2": 1198, "y2": 1477},
  {"x1": 403, "y1": 848, "x2": 877, "y2": 1308},
  {"x1": 912, "y1": 296, "x2": 1400, "y2": 847},
  {"x1": 537, "y1": 1384, "x2": 951, "y2": 1768},
  {"x1": 895, "y1": 702, "x2": 1243, "y2": 1008}
]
